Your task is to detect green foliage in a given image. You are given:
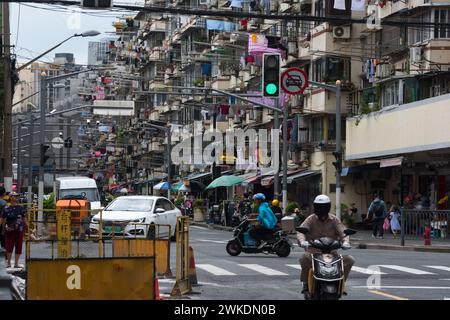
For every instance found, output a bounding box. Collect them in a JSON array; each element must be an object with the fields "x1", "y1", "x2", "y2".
[
  {"x1": 252, "y1": 203, "x2": 259, "y2": 213},
  {"x1": 44, "y1": 193, "x2": 56, "y2": 210},
  {"x1": 174, "y1": 197, "x2": 183, "y2": 207},
  {"x1": 193, "y1": 198, "x2": 204, "y2": 208},
  {"x1": 286, "y1": 201, "x2": 300, "y2": 215}
]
